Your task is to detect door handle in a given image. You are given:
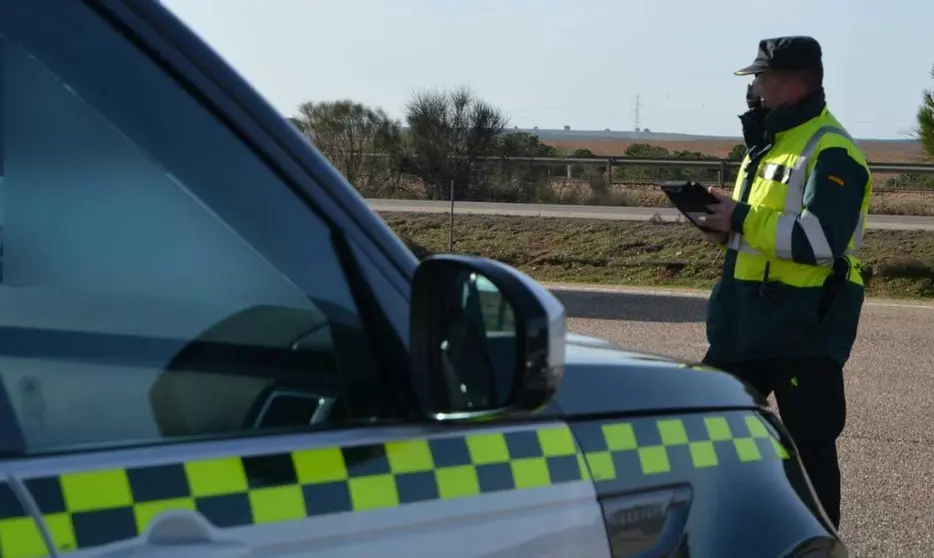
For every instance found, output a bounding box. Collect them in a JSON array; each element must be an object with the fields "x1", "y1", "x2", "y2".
[{"x1": 96, "y1": 511, "x2": 252, "y2": 558}]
